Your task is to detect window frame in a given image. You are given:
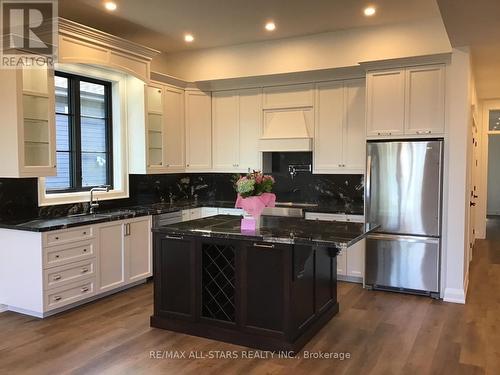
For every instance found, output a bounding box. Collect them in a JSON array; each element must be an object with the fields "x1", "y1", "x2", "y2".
[{"x1": 47, "y1": 71, "x2": 114, "y2": 194}]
